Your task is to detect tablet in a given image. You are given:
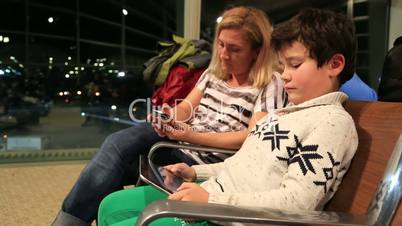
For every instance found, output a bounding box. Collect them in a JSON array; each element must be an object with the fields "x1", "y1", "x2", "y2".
[{"x1": 139, "y1": 155, "x2": 184, "y2": 194}]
